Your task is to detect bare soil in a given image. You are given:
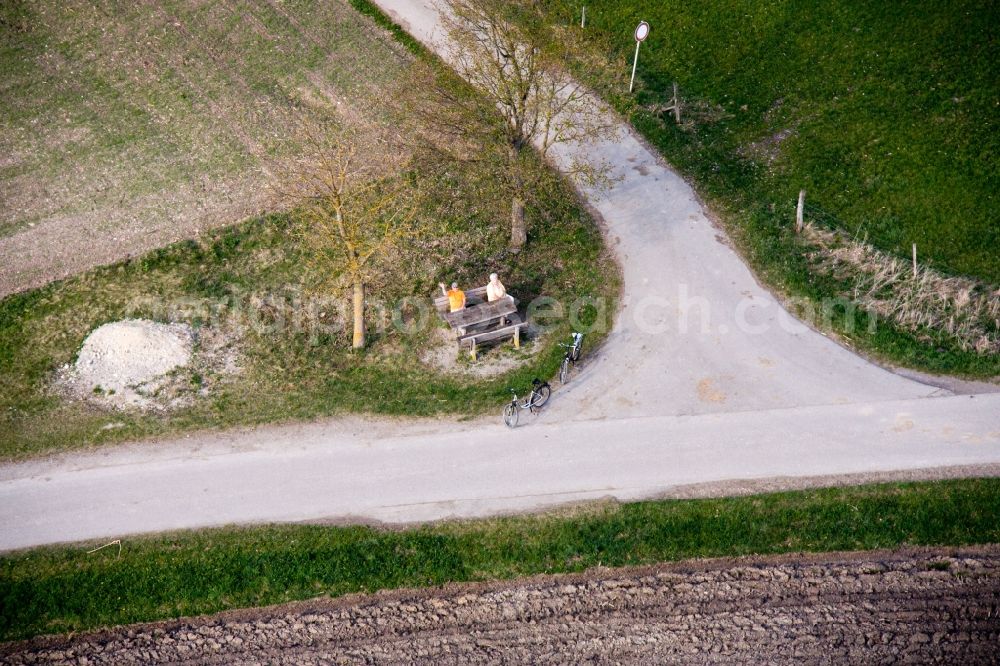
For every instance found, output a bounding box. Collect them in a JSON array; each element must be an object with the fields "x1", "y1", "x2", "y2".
[
  {"x1": 0, "y1": 0, "x2": 411, "y2": 298},
  {"x1": 4, "y1": 546, "x2": 999, "y2": 664},
  {"x1": 419, "y1": 326, "x2": 543, "y2": 378}
]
